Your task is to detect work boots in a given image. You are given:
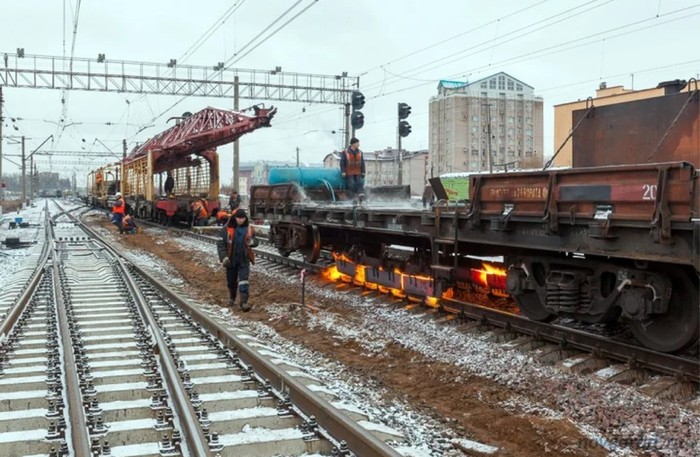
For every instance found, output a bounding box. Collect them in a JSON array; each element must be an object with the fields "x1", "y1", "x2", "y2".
[
  {"x1": 239, "y1": 293, "x2": 251, "y2": 312},
  {"x1": 227, "y1": 288, "x2": 237, "y2": 307}
]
